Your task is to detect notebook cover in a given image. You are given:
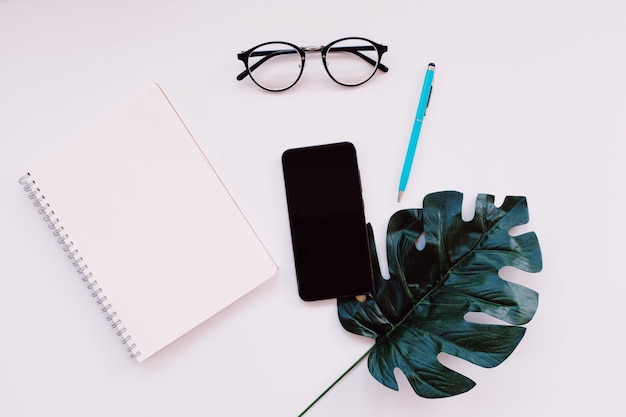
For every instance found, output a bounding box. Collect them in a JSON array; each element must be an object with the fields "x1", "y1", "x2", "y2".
[{"x1": 21, "y1": 84, "x2": 278, "y2": 361}]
